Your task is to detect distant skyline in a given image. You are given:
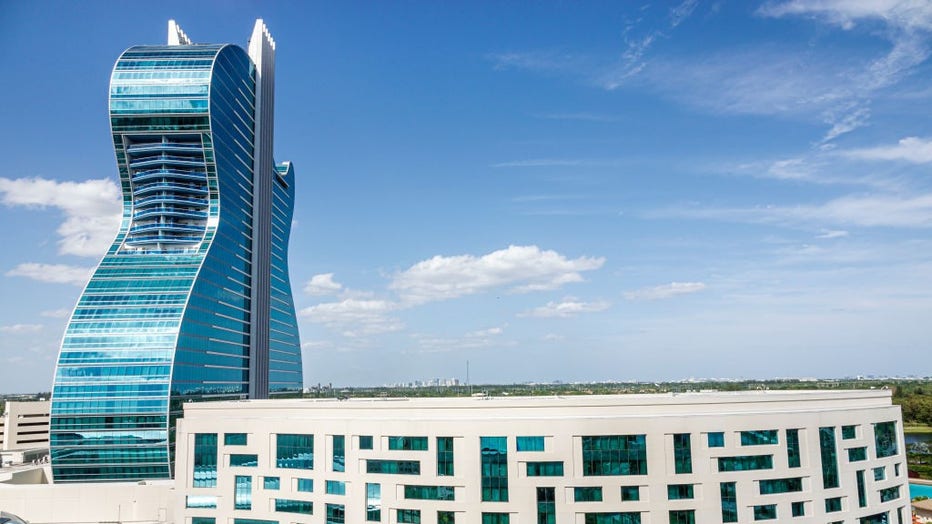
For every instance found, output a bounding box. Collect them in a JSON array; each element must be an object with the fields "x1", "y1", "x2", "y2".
[{"x1": 3, "y1": 1, "x2": 932, "y2": 392}]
